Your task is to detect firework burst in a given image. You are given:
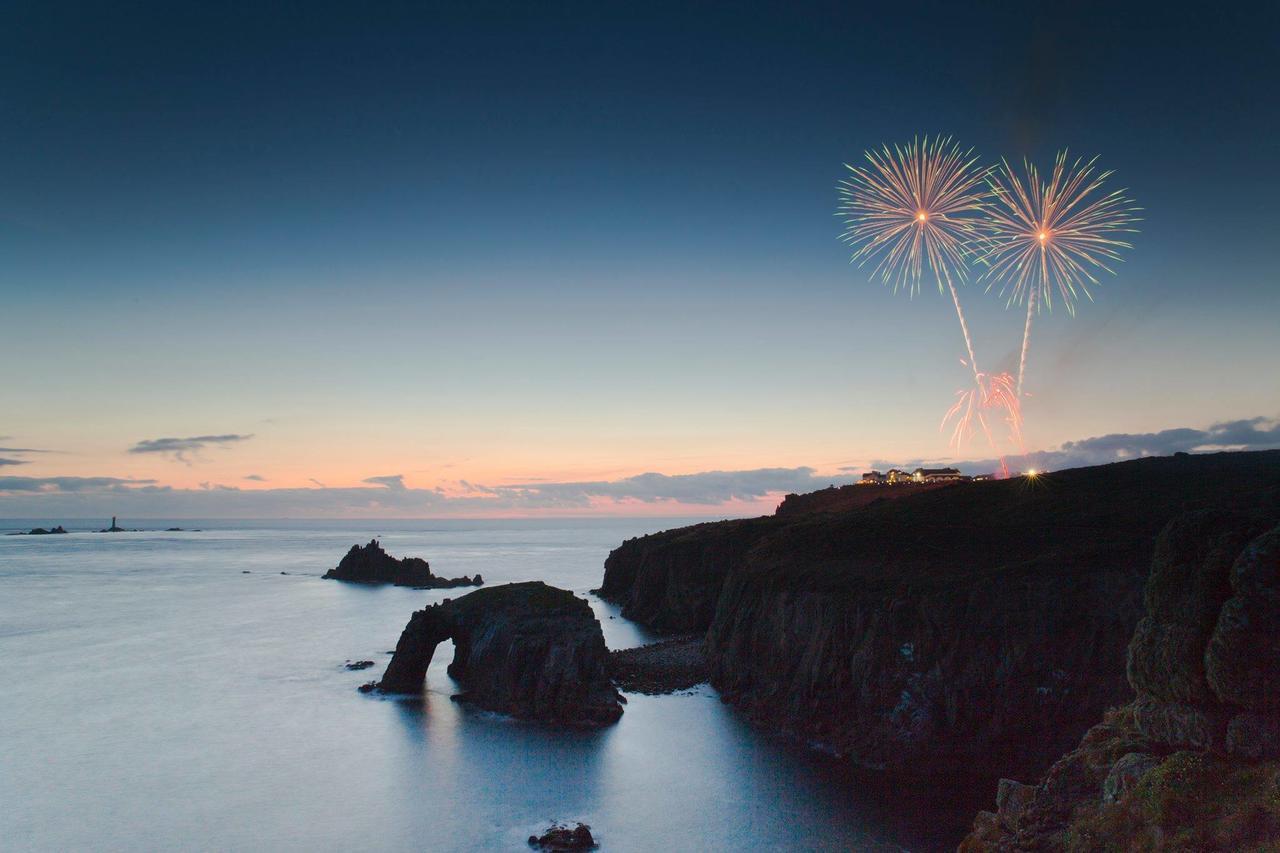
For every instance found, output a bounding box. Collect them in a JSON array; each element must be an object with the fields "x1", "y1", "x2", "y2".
[
  {"x1": 837, "y1": 136, "x2": 990, "y2": 375},
  {"x1": 980, "y1": 151, "x2": 1140, "y2": 394}
]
